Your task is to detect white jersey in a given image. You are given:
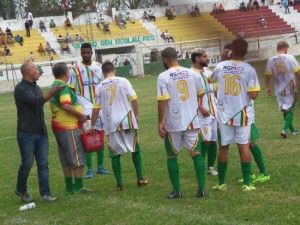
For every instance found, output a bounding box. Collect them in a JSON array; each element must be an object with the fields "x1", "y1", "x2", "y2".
[
  {"x1": 28, "y1": 12, "x2": 33, "y2": 20},
  {"x1": 210, "y1": 60, "x2": 260, "y2": 126},
  {"x1": 192, "y1": 67, "x2": 218, "y2": 119},
  {"x1": 157, "y1": 66, "x2": 204, "y2": 132},
  {"x1": 94, "y1": 76, "x2": 138, "y2": 135},
  {"x1": 265, "y1": 54, "x2": 299, "y2": 96},
  {"x1": 69, "y1": 61, "x2": 104, "y2": 130}
]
